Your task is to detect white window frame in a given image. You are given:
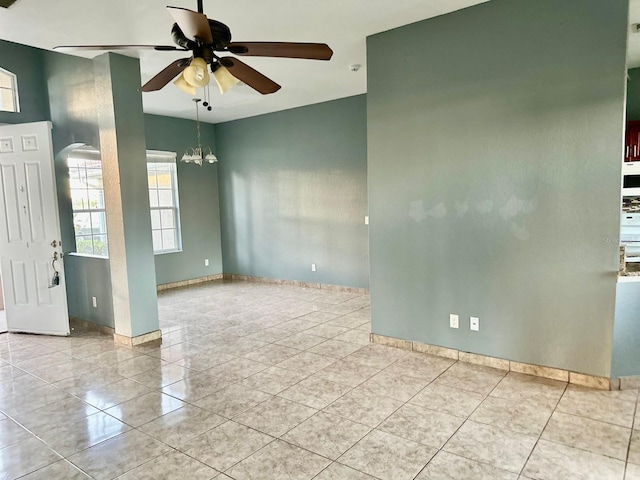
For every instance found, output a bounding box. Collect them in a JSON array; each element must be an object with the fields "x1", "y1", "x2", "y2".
[
  {"x1": 67, "y1": 146, "x2": 108, "y2": 258},
  {"x1": 0, "y1": 67, "x2": 19, "y2": 113},
  {"x1": 147, "y1": 150, "x2": 182, "y2": 255}
]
